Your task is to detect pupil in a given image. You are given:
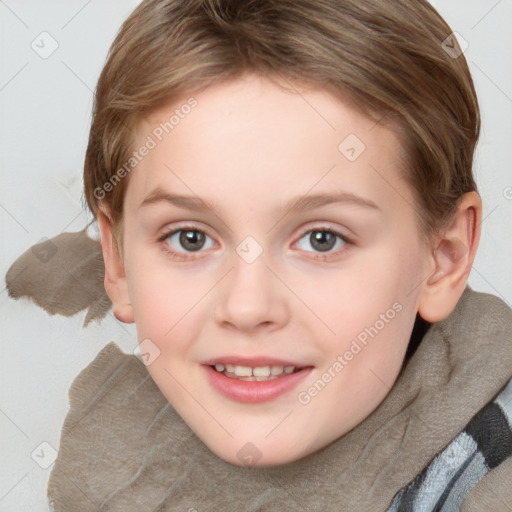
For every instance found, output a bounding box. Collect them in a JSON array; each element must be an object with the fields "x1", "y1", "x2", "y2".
[
  {"x1": 180, "y1": 230, "x2": 205, "y2": 251},
  {"x1": 311, "y1": 231, "x2": 335, "y2": 252},
  {"x1": 178, "y1": 230, "x2": 336, "y2": 253}
]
